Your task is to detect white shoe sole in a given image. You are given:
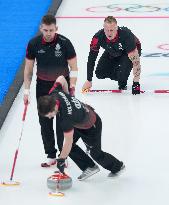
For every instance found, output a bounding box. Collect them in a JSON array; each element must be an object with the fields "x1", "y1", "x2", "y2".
[{"x1": 78, "y1": 168, "x2": 100, "y2": 181}]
